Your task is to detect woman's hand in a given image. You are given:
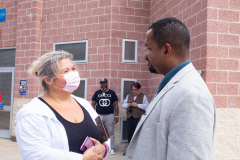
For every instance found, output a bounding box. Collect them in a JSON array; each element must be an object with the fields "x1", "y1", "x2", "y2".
[
  {"x1": 91, "y1": 138, "x2": 106, "y2": 157},
  {"x1": 82, "y1": 146, "x2": 103, "y2": 160}
]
